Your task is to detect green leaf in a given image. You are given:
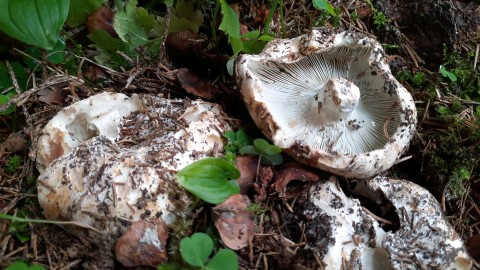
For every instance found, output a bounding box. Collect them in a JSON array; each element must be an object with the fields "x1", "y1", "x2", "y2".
[
  {"x1": 230, "y1": 36, "x2": 243, "y2": 56},
  {"x1": 87, "y1": 29, "x2": 130, "y2": 67},
  {"x1": 180, "y1": 232, "x2": 214, "y2": 267},
  {"x1": 253, "y1": 139, "x2": 281, "y2": 156},
  {"x1": 5, "y1": 261, "x2": 45, "y2": 270},
  {"x1": 113, "y1": 0, "x2": 159, "y2": 49},
  {"x1": 0, "y1": 92, "x2": 16, "y2": 115},
  {"x1": 23, "y1": 39, "x2": 66, "y2": 70},
  {"x1": 312, "y1": 0, "x2": 335, "y2": 15},
  {"x1": 219, "y1": 0, "x2": 240, "y2": 39},
  {"x1": 440, "y1": 65, "x2": 457, "y2": 82},
  {"x1": 0, "y1": 0, "x2": 69, "y2": 50},
  {"x1": 169, "y1": 0, "x2": 204, "y2": 33},
  {"x1": 176, "y1": 157, "x2": 240, "y2": 204},
  {"x1": 66, "y1": 0, "x2": 105, "y2": 27},
  {"x1": 206, "y1": 249, "x2": 239, "y2": 270},
  {"x1": 260, "y1": 154, "x2": 283, "y2": 166},
  {"x1": 239, "y1": 145, "x2": 259, "y2": 156}
]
